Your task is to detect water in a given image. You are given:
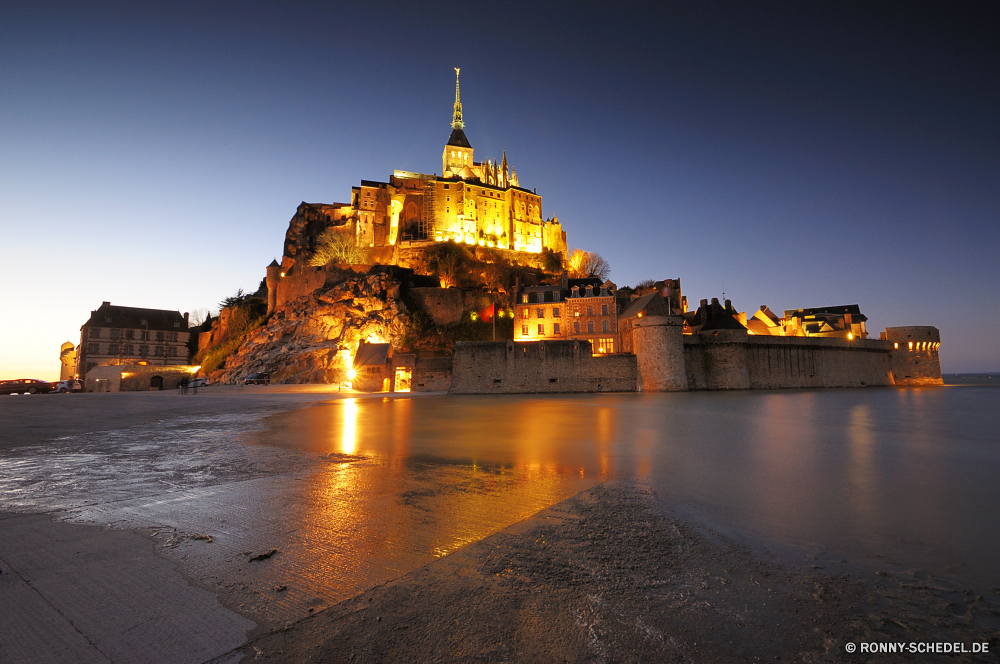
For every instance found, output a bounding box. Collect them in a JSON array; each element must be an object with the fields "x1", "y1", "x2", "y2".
[
  {"x1": 2, "y1": 384, "x2": 997, "y2": 627},
  {"x1": 268, "y1": 385, "x2": 1000, "y2": 588}
]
